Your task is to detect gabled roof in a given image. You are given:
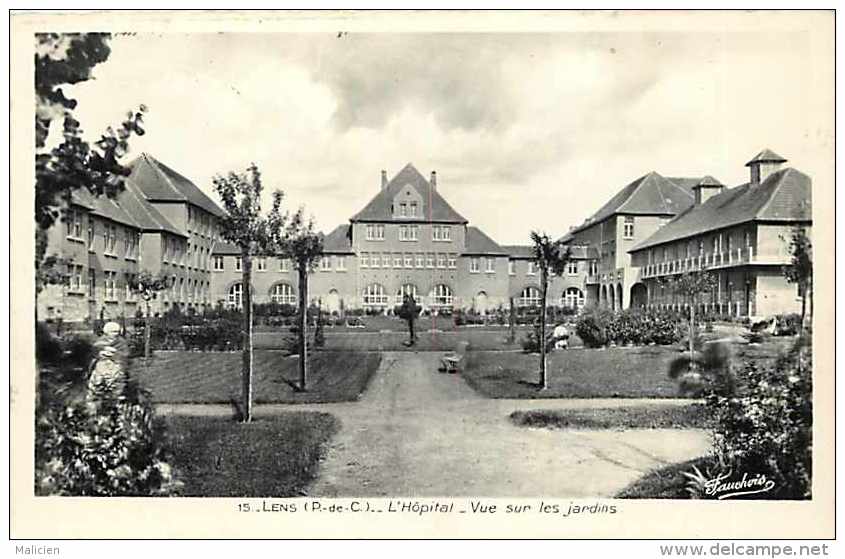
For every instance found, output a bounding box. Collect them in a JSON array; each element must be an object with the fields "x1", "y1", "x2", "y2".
[
  {"x1": 351, "y1": 163, "x2": 468, "y2": 223},
  {"x1": 116, "y1": 180, "x2": 187, "y2": 237},
  {"x1": 211, "y1": 241, "x2": 241, "y2": 256},
  {"x1": 322, "y1": 224, "x2": 354, "y2": 254},
  {"x1": 463, "y1": 226, "x2": 507, "y2": 255},
  {"x1": 71, "y1": 188, "x2": 141, "y2": 231},
  {"x1": 128, "y1": 153, "x2": 226, "y2": 217},
  {"x1": 569, "y1": 171, "x2": 695, "y2": 235},
  {"x1": 631, "y1": 167, "x2": 812, "y2": 252},
  {"x1": 746, "y1": 148, "x2": 787, "y2": 167},
  {"x1": 501, "y1": 245, "x2": 534, "y2": 259}
]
